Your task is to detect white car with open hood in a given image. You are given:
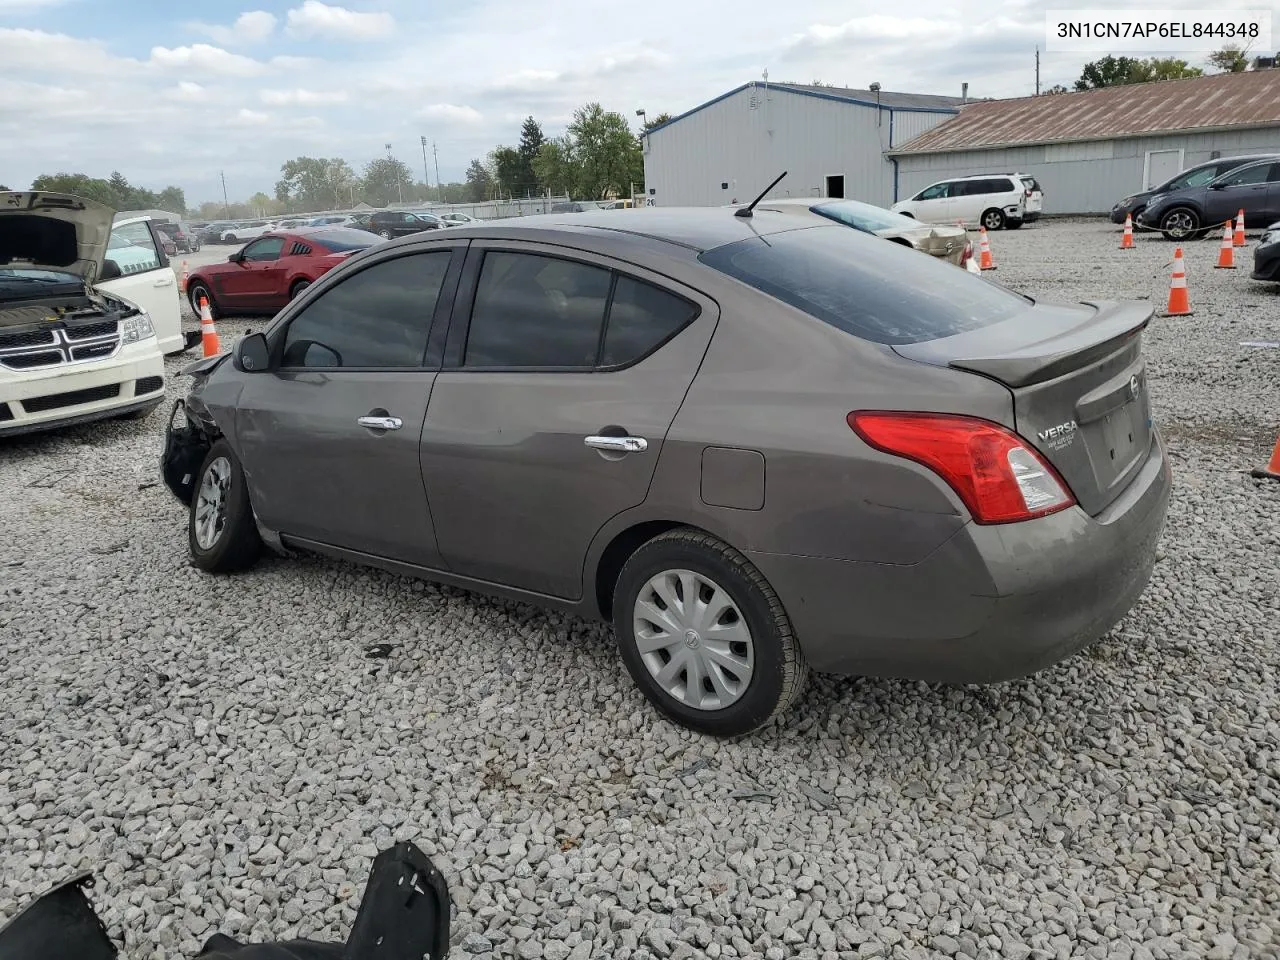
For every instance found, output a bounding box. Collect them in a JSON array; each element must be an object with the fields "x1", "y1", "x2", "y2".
[{"x1": 0, "y1": 191, "x2": 167, "y2": 437}]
